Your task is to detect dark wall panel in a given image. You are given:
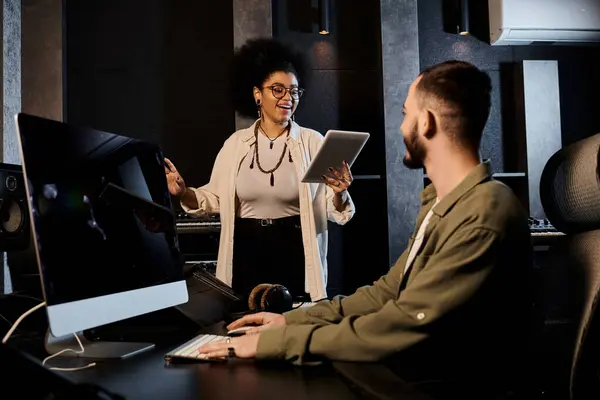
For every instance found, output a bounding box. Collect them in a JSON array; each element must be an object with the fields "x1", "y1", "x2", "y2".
[
  {"x1": 299, "y1": 69, "x2": 385, "y2": 176},
  {"x1": 162, "y1": 0, "x2": 235, "y2": 189},
  {"x1": 273, "y1": 0, "x2": 381, "y2": 71},
  {"x1": 65, "y1": 0, "x2": 166, "y2": 143},
  {"x1": 340, "y1": 178, "x2": 390, "y2": 293},
  {"x1": 273, "y1": 0, "x2": 389, "y2": 294},
  {"x1": 418, "y1": 0, "x2": 513, "y2": 71},
  {"x1": 557, "y1": 57, "x2": 600, "y2": 146},
  {"x1": 479, "y1": 70, "x2": 504, "y2": 172},
  {"x1": 65, "y1": 0, "x2": 234, "y2": 189}
]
